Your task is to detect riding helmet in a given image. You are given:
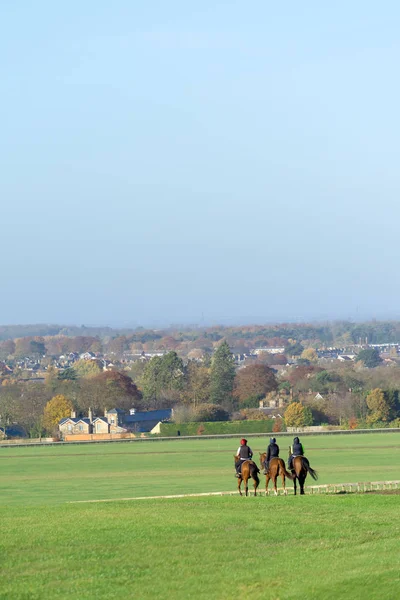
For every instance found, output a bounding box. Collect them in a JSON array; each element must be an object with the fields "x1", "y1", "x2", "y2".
[{"x1": 240, "y1": 438, "x2": 247, "y2": 445}]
